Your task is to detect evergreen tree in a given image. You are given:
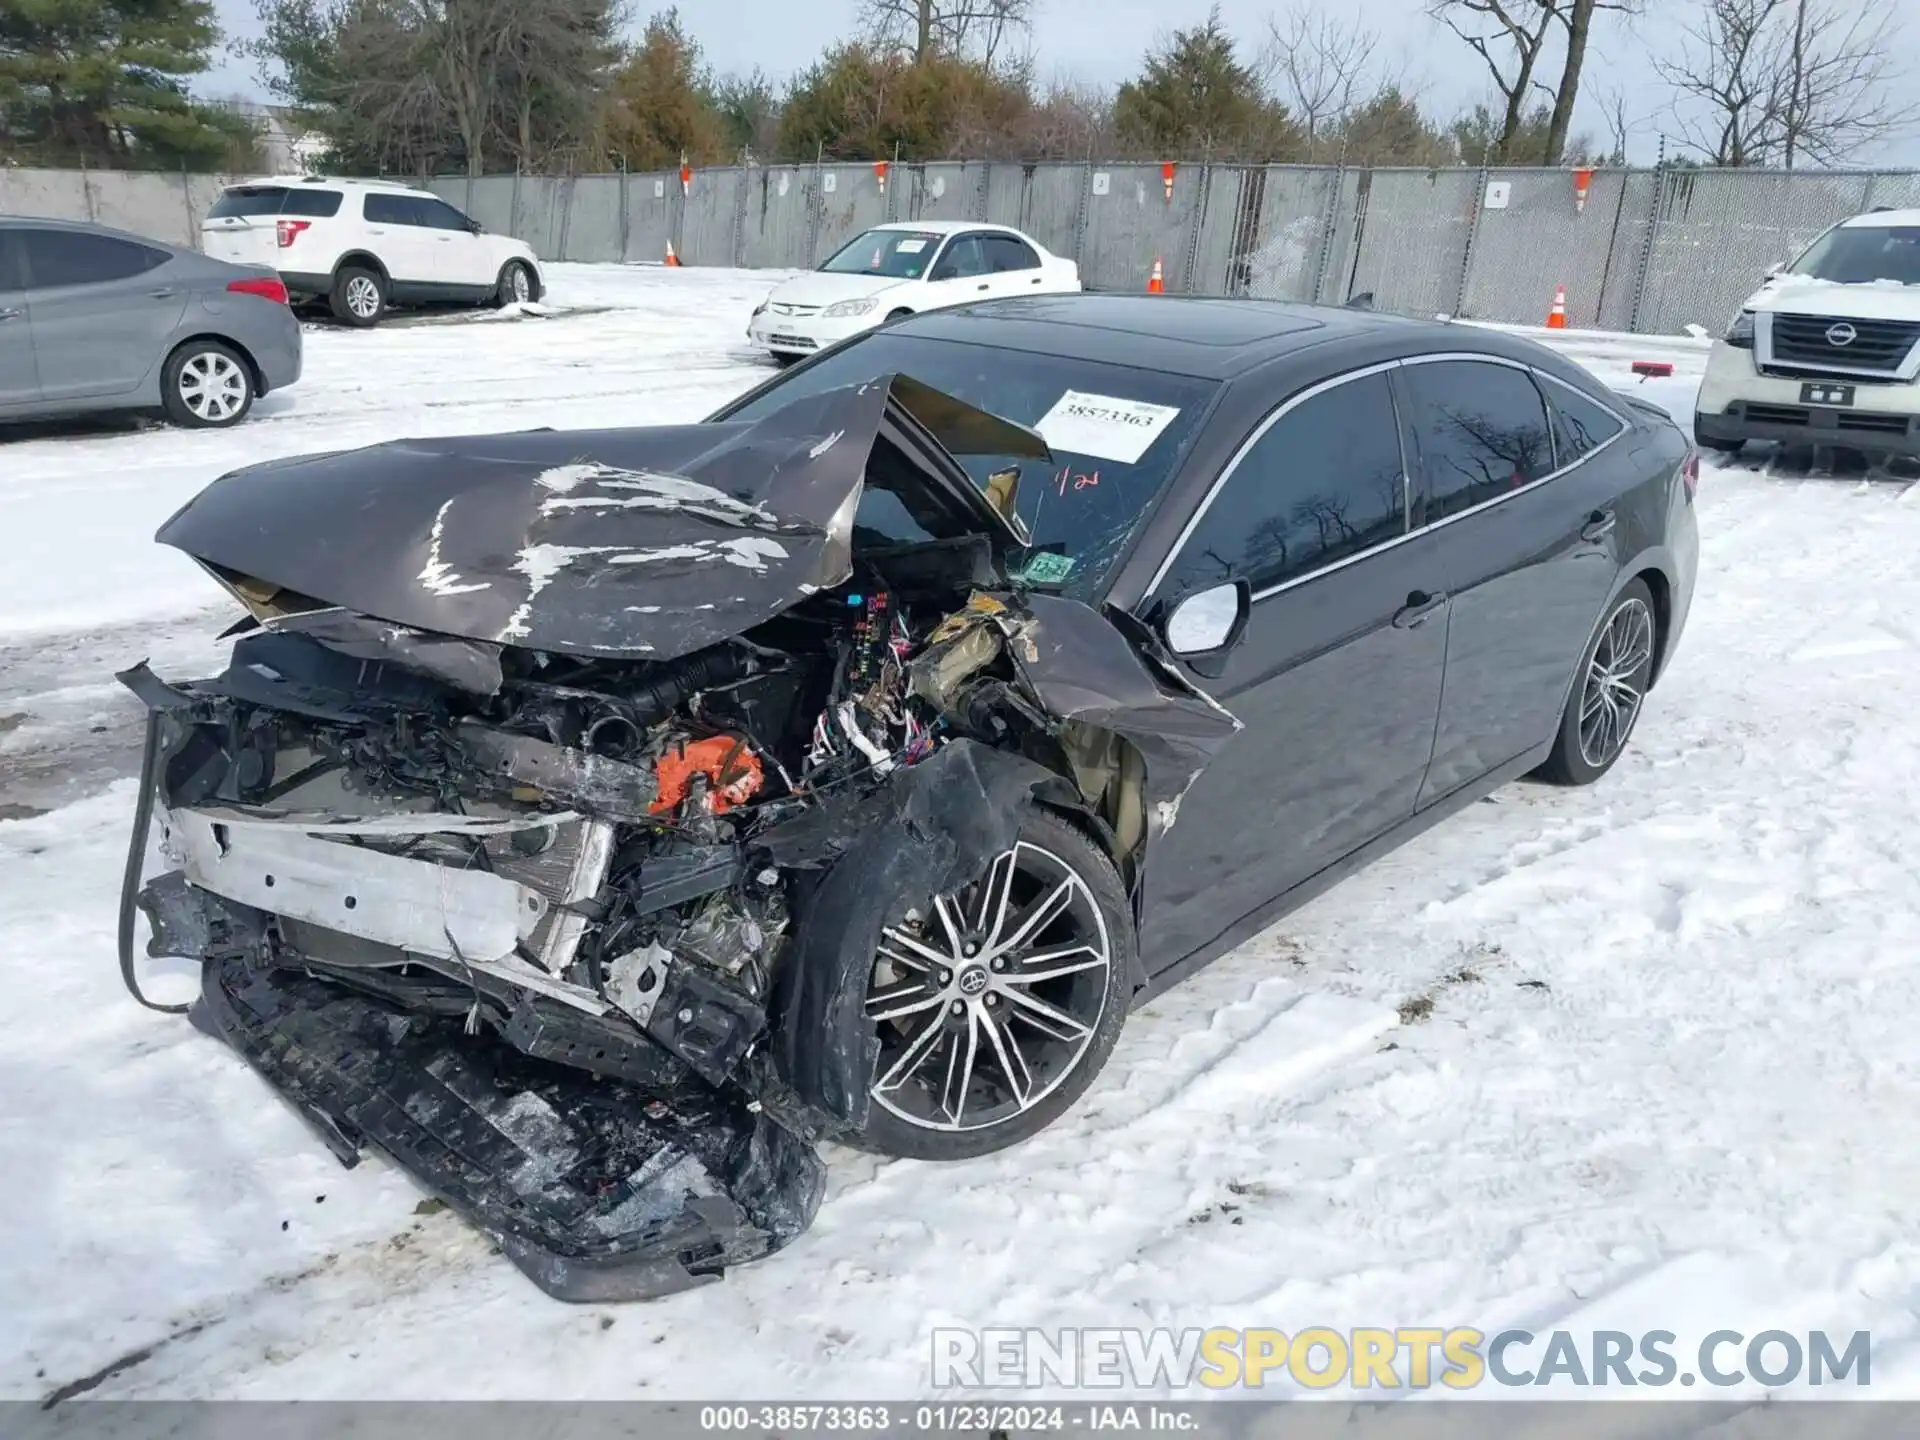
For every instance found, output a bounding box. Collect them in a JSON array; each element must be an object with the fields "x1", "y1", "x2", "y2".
[
  {"x1": 1112, "y1": 8, "x2": 1297, "y2": 160},
  {"x1": 0, "y1": 0, "x2": 255, "y2": 167}
]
